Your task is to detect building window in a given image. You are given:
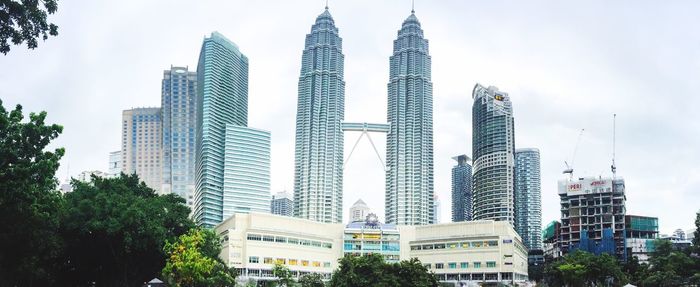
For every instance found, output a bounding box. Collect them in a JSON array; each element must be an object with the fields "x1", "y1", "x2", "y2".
[
  {"x1": 301, "y1": 260, "x2": 309, "y2": 266},
  {"x1": 474, "y1": 262, "x2": 481, "y2": 268},
  {"x1": 276, "y1": 258, "x2": 286, "y2": 264},
  {"x1": 263, "y1": 235, "x2": 274, "y2": 242},
  {"x1": 448, "y1": 243, "x2": 458, "y2": 249},
  {"x1": 487, "y1": 261, "x2": 496, "y2": 268},
  {"x1": 312, "y1": 261, "x2": 321, "y2": 267},
  {"x1": 263, "y1": 257, "x2": 273, "y2": 264},
  {"x1": 247, "y1": 234, "x2": 262, "y2": 241},
  {"x1": 323, "y1": 262, "x2": 331, "y2": 268},
  {"x1": 448, "y1": 262, "x2": 457, "y2": 269},
  {"x1": 434, "y1": 244, "x2": 446, "y2": 249},
  {"x1": 275, "y1": 236, "x2": 286, "y2": 243},
  {"x1": 435, "y1": 263, "x2": 444, "y2": 269},
  {"x1": 289, "y1": 259, "x2": 298, "y2": 266},
  {"x1": 249, "y1": 256, "x2": 259, "y2": 263},
  {"x1": 460, "y1": 262, "x2": 468, "y2": 269}
]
